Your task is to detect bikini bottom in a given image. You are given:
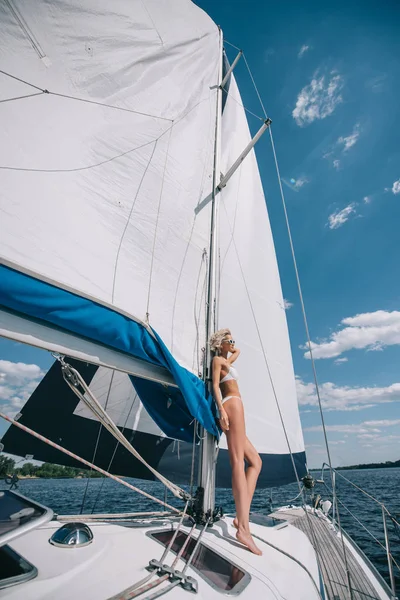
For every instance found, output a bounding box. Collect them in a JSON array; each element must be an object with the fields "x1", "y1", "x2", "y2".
[{"x1": 221, "y1": 395, "x2": 241, "y2": 405}]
